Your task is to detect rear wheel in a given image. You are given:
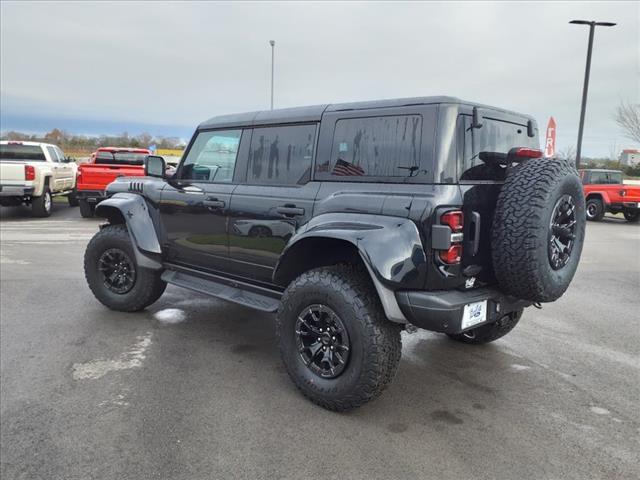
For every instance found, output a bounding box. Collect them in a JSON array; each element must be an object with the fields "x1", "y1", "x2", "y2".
[
  {"x1": 31, "y1": 188, "x2": 52, "y2": 217},
  {"x1": 623, "y1": 210, "x2": 639, "y2": 223},
  {"x1": 276, "y1": 265, "x2": 401, "y2": 411},
  {"x1": 586, "y1": 198, "x2": 604, "y2": 221},
  {"x1": 79, "y1": 199, "x2": 95, "y2": 218},
  {"x1": 447, "y1": 310, "x2": 522, "y2": 345},
  {"x1": 84, "y1": 224, "x2": 166, "y2": 312}
]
